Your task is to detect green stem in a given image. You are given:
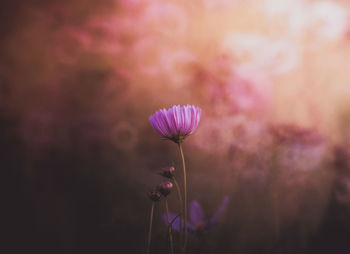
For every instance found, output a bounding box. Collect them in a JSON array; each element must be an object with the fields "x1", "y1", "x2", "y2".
[
  {"x1": 146, "y1": 202, "x2": 155, "y2": 254},
  {"x1": 173, "y1": 177, "x2": 183, "y2": 246},
  {"x1": 178, "y1": 141, "x2": 188, "y2": 252},
  {"x1": 165, "y1": 198, "x2": 174, "y2": 254}
]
